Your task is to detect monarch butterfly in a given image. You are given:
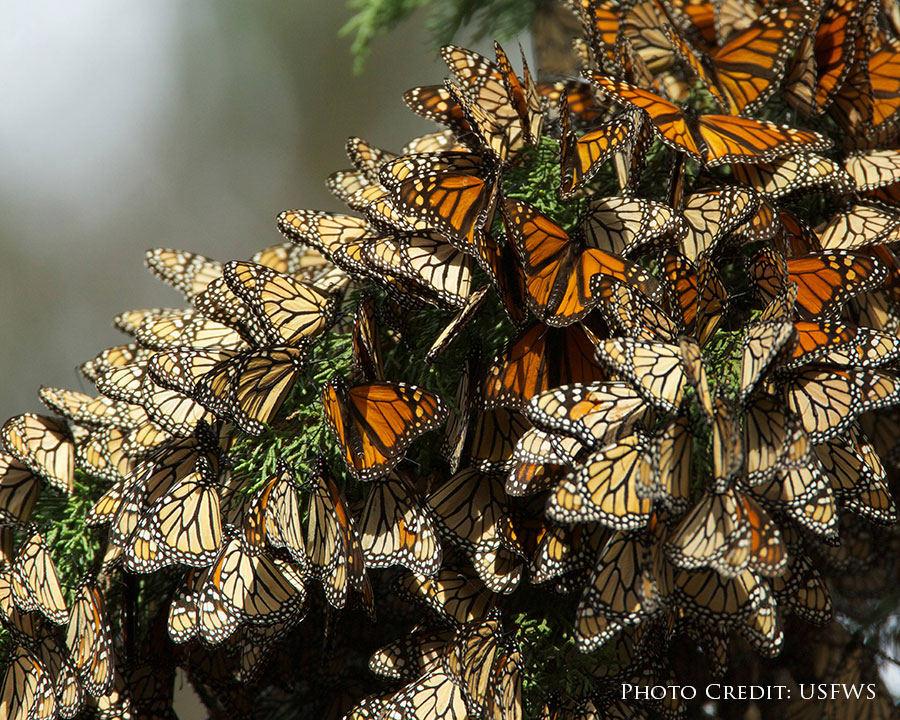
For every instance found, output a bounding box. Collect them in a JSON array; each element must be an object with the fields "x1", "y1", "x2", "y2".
[
  {"x1": 663, "y1": 3, "x2": 814, "y2": 115},
  {"x1": 395, "y1": 569, "x2": 495, "y2": 626},
  {"x1": 548, "y1": 433, "x2": 655, "y2": 528},
  {"x1": 149, "y1": 345, "x2": 305, "y2": 435},
  {"x1": 253, "y1": 461, "x2": 307, "y2": 570},
  {"x1": 74, "y1": 426, "x2": 134, "y2": 483},
  {"x1": 558, "y1": 93, "x2": 640, "y2": 196},
  {"x1": 588, "y1": 74, "x2": 831, "y2": 166},
  {"x1": 619, "y1": 0, "x2": 680, "y2": 74},
  {"x1": 144, "y1": 248, "x2": 223, "y2": 301},
  {"x1": 786, "y1": 319, "x2": 900, "y2": 369},
  {"x1": 425, "y1": 286, "x2": 489, "y2": 363},
  {"x1": 366, "y1": 192, "x2": 438, "y2": 236},
  {"x1": 666, "y1": 488, "x2": 786, "y2": 578},
  {"x1": 730, "y1": 154, "x2": 853, "y2": 200},
  {"x1": 428, "y1": 469, "x2": 522, "y2": 594},
  {"x1": 198, "y1": 534, "x2": 308, "y2": 640},
  {"x1": 661, "y1": 252, "x2": 728, "y2": 346},
  {"x1": 362, "y1": 232, "x2": 478, "y2": 310},
  {"x1": 379, "y1": 152, "x2": 497, "y2": 250},
  {"x1": 740, "y1": 592, "x2": 783, "y2": 658},
  {"x1": 581, "y1": 195, "x2": 676, "y2": 257},
  {"x1": 223, "y1": 261, "x2": 338, "y2": 346},
  {"x1": 845, "y1": 149, "x2": 900, "y2": 192},
  {"x1": 471, "y1": 229, "x2": 529, "y2": 329},
  {"x1": 676, "y1": 186, "x2": 759, "y2": 261},
  {"x1": 276, "y1": 209, "x2": 371, "y2": 267},
  {"x1": 679, "y1": 337, "x2": 714, "y2": 424},
  {"x1": 351, "y1": 294, "x2": 384, "y2": 382},
  {"x1": 669, "y1": 568, "x2": 766, "y2": 622},
  {"x1": 368, "y1": 627, "x2": 453, "y2": 682},
  {"x1": 248, "y1": 240, "x2": 332, "y2": 278},
  {"x1": 442, "y1": 43, "x2": 541, "y2": 163},
  {"x1": 345, "y1": 136, "x2": 398, "y2": 182},
  {"x1": 374, "y1": 667, "x2": 469, "y2": 720},
  {"x1": 751, "y1": 458, "x2": 838, "y2": 540},
  {"x1": 738, "y1": 317, "x2": 795, "y2": 403},
  {"x1": 649, "y1": 416, "x2": 692, "y2": 514},
  {"x1": 325, "y1": 165, "x2": 385, "y2": 213},
  {"x1": 322, "y1": 376, "x2": 447, "y2": 482},
  {"x1": 818, "y1": 204, "x2": 900, "y2": 250},
  {"x1": 92, "y1": 364, "x2": 205, "y2": 440},
  {"x1": 575, "y1": 531, "x2": 662, "y2": 652},
  {"x1": 10, "y1": 529, "x2": 69, "y2": 625},
  {"x1": 531, "y1": 522, "x2": 602, "y2": 589},
  {"x1": 537, "y1": 79, "x2": 604, "y2": 127},
  {"x1": 79, "y1": 344, "x2": 153, "y2": 383},
  {"x1": 783, "y1": 369, "x2": 900, "y2": 444},
  {"x1": 402, "y1": 130, "x2": 462, "y2": 155},
  {"x1": 359, "y1": 471, "x2": 442, "y2": 576},
  {"x1": 1, "y1": 414, "x2": 74, "y2": 495},
  {"x1": 467, "y1": 408, "x2": 530, "y2": 476},
  {"x1": 0, "y1": 454, "x2": 41, "y2": 525},
  {"x1": 113, "y1": 306, "x2": 173, "y2": 336},
  {"x1": 403, "y1": 85, "x2": 474, "y2": 142},
  {"x1": 591, "y1": 337, "x2": 688, "y2": 413},
  {"x1": 0, "y1": 645, "x2": 57, "y2": 720},
  {"x1": 65, "y1": 581, "x2": 114, "y2": 698},
  {"x1": 444, "y1": 617, "x2": 523, "y2": 720},
  {"x1": 813, "y1": 0, "x2": 866, "y2": 110},
  {"x1": 190, "y1": 275, "x2": 271, "y2": 346},
  {"x1": 305, "y1": 460, "x2": 372, "y2": 615},
  {"x1": 816, "y1": 427, "x2": 897, "y2": 525},
  {"x1": 770, "y1": 547, "x2": 832, "y2": 625},
  {"x1": 132, "y1": 309, "x2": 248, "y2": 351},
  {"x1": 503, "y1": 198, "x2": 659, "y2": 326},
  {"x1": 781, "y1": 26, "x2": 817, "y2": 115},
  {"x1": 481, "y1": 322, "x2": 609, "y2": 412},
  {"x1": 526, "y1": 381, "x2": 650, "y2": 449},
  {"x1": 507, "y1": 428, "x2": 580, "y2": 497},
  {"x1": 30, "y1": 627, "x2": 83, "y2": 716},
  {"x1": 123, "y1": 454, "x2": 222, "y2": 572},
  {"x1": 751, "y1": 248, "x2": 888, "y2": 319},
  {"x1": 104, "y1": 424, "x2": 222, "y2": 549},
  {"x1": 742, "y1": 395, "x2": 810, "y2": 486},
  {"x1": 591, "y1": 275, "x2": 679, "y2": 342}
]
